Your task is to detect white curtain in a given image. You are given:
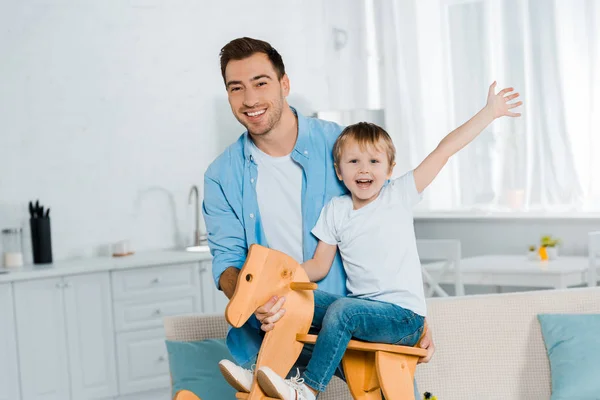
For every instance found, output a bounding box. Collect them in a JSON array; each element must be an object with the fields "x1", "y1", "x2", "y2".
[{"x1": 324, "y1": 0, "x2": 600, "y2": 212}]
